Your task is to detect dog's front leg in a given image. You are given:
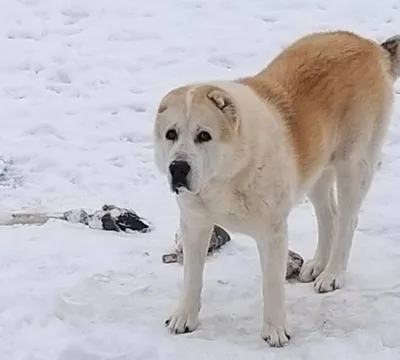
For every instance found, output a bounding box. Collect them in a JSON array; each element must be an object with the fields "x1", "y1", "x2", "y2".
[
  {"x1": 255, "y1": 219, "x2": 290, "y2": 347},
  {"x1": 165, "y1": 213, "x2": 213, "y2": 334}
]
